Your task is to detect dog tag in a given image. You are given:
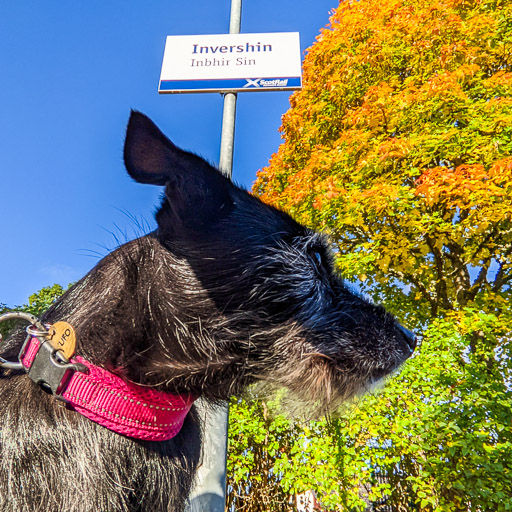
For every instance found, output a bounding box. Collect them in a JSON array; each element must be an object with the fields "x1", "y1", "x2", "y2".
[{"x1": 47, "y1": 321, "x2": 77, "y2": 360}]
